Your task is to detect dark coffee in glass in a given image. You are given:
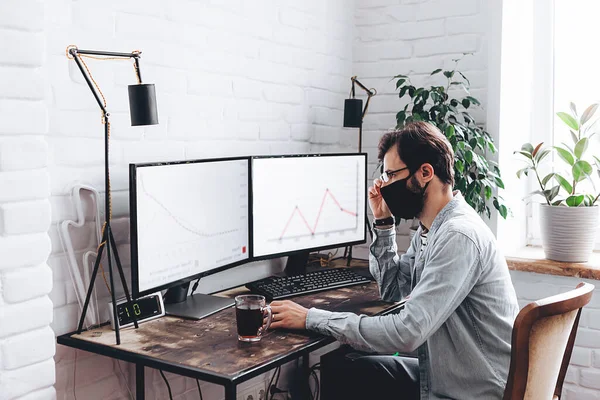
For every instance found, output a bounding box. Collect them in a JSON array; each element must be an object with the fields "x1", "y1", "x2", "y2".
[{"x1": 234, "y1": 295, "x2": 272, "y2": 342}]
